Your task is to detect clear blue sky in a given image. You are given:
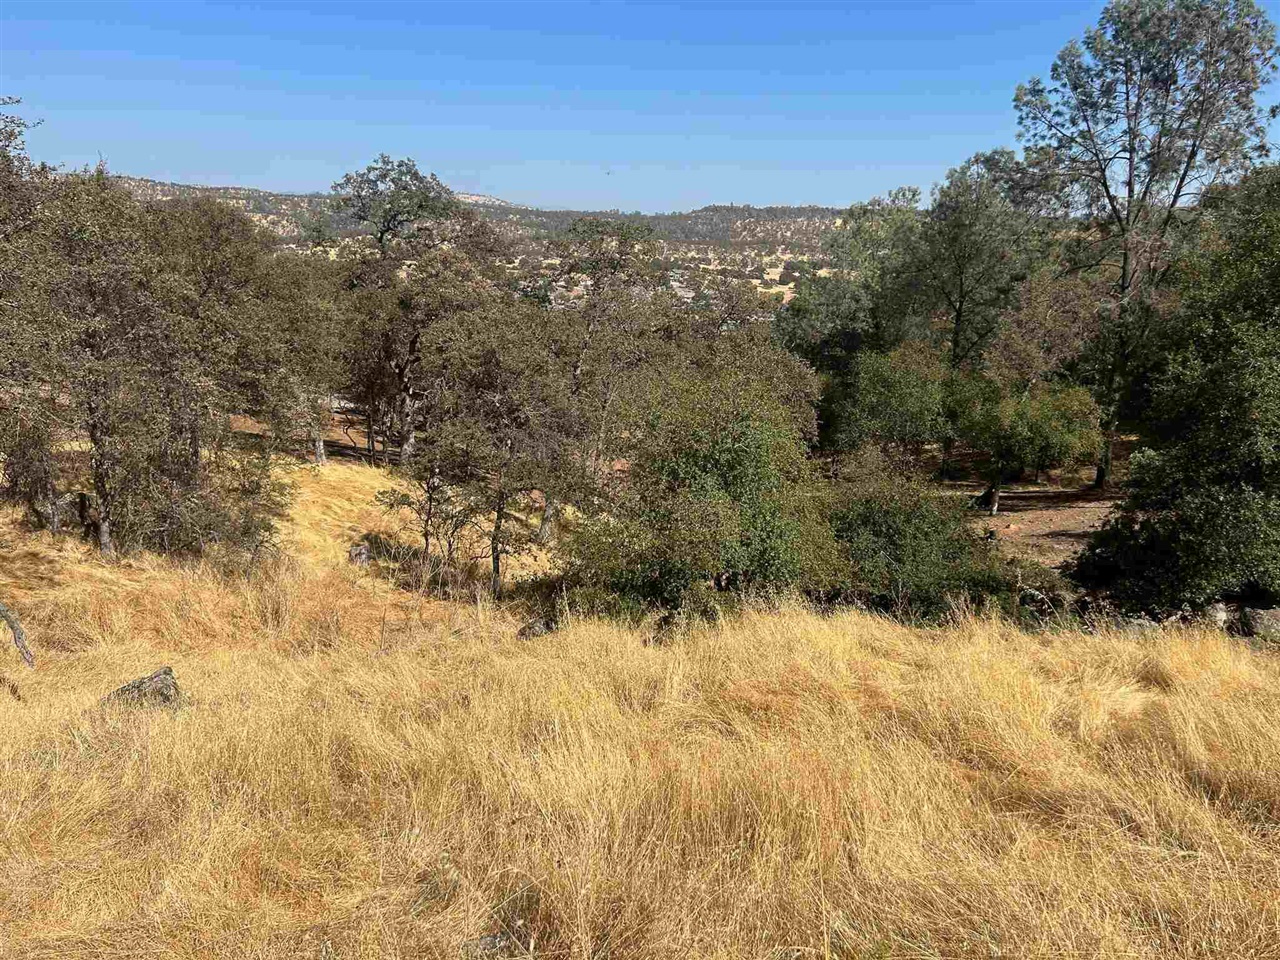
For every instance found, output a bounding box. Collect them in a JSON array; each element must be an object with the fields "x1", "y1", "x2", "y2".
[{"x1": 2, "y1": 0, "x2": 1278, "y2": 212}]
